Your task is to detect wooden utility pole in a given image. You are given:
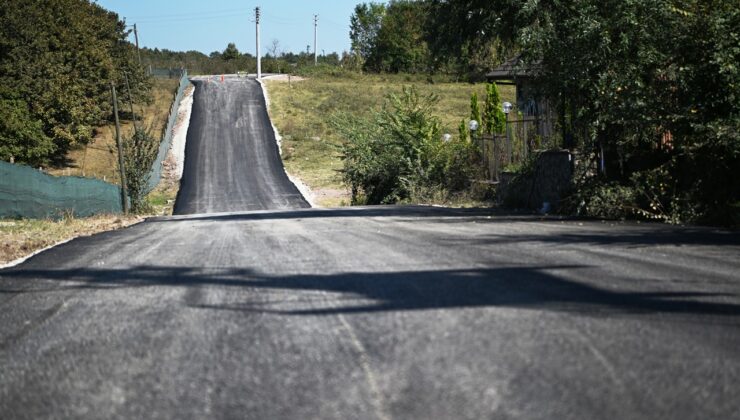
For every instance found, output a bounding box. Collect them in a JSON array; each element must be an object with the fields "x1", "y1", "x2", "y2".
[
  {"x1": 133, "y1": 23, "x2": 141, "y2": 66},
  {"x1": 313, "y1": 15, "x2": 318, "y2": 66},
  {"x1": 255, "y1": 7, "x2": 261, "y2": 79},
  {"x1": 110, "y1": 82, "x2": 130, "y2": 214},
  {"x1": 123, "y1": 72, "x2": 138, "y2": 132}
]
